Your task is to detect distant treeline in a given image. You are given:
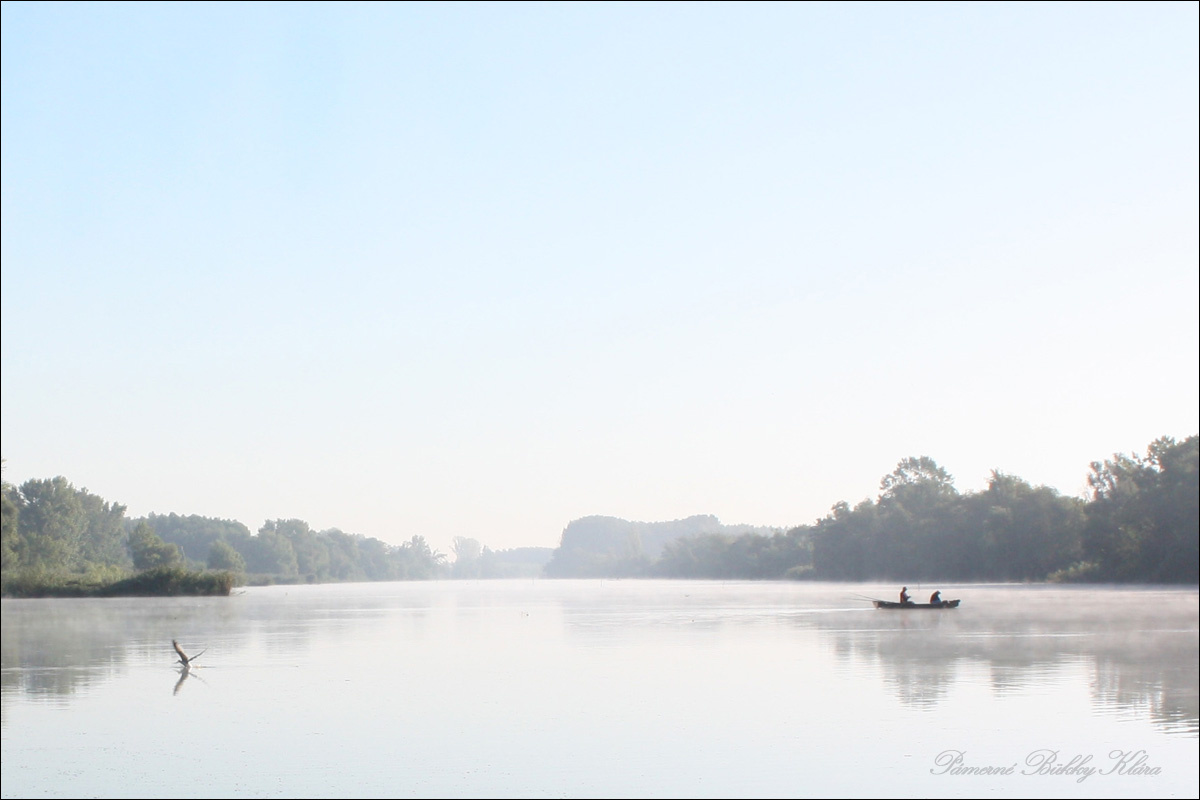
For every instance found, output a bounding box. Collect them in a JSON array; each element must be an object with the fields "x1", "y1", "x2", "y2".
[
  {"x1": 2, "y1": 434, "x2": 1196, "y2": 590},
  {"x1": 0, "y1": 479, "x2": 550, "y2": 591},
  {"x1": 550, "y1": 435, "x2": 1197, "y2": 584}
]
